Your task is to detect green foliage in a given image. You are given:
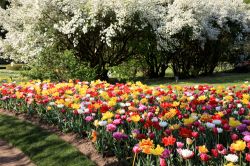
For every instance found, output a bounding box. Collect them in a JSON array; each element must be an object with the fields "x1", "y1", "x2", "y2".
[
  {"x1": 0, "y1": 114, "x2": 95, "y2": 166},
  {"x1": 109, "y1": 59, "x2": 143, "y2": 81},
  {"x1": 22, "y1": 48, "x2": 97, "y2": 81},
  {"x1": 0, "y1": 0, "x2": 9, "y2": 9},
  {"x1": 244, "y1": 0, "x2": 250, "y2": 4}
]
